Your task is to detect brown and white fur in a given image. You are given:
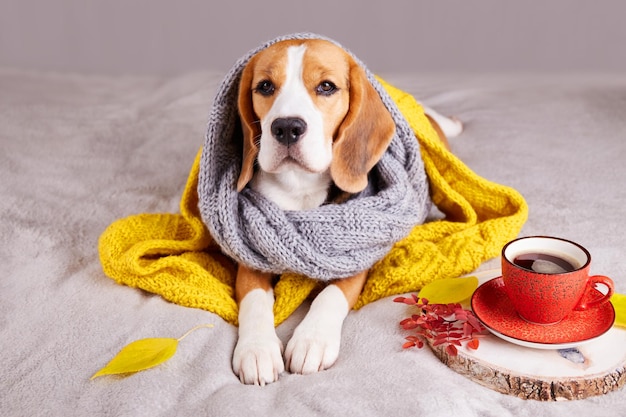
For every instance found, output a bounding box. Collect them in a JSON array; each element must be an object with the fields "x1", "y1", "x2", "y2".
[{"x1": 233, "y1": 39, "x2": 462, "y2": 385}]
